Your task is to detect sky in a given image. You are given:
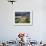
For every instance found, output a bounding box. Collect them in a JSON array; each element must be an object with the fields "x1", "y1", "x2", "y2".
[{"x1": 15, "y1": 12, "x2": 30, "y2": 16}]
